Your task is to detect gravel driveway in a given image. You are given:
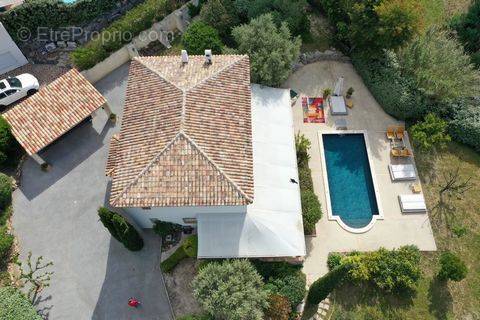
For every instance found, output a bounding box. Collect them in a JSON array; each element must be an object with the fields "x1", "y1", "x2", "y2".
[{"x1": 12, "y1": 63, "x2": 174, "y2": 320}]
